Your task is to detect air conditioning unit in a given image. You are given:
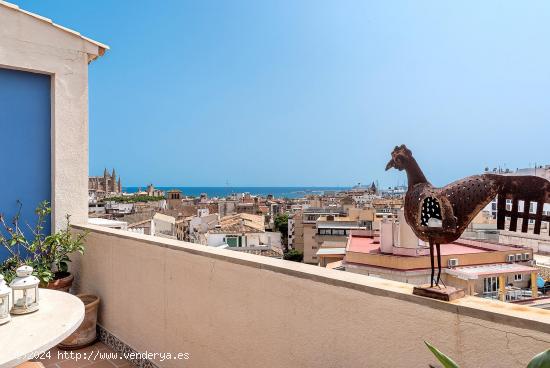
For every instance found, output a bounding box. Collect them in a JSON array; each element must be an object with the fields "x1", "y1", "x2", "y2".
[
  {"x1": 448, "y1": 258, "x2": 459, "y2": 268},
  {"x1": 507, "y1": 254, "x2": 515, "y2": 263},
  {"x1": 523, "y1": 253, "x2": 530, "y2": 261},
  {"x1": 515, "y1": 254, "x2": 522, "y2": 261}
]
